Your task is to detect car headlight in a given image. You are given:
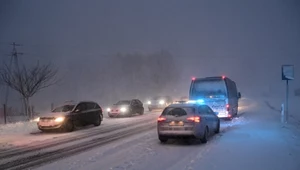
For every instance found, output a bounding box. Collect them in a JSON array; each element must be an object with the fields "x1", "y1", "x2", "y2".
[
  {"x1": 54, "y1": 117, "x2": 65, "y2": 122},
  {"x1": 159, "y1": 100, "x2": 165, "y2": 105},
  {"x1": 147, "y1": 101, "x2": 151, "y2": 104},
  {"x1": 34, "y1": 117, "x2": 40, "y2": 122},
  {"x1": 120, "y1": 107, "x2": 127, "y2": 112},
  {"x1": 107, "y1": 108, "x2": 111, "y2": 112}
]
